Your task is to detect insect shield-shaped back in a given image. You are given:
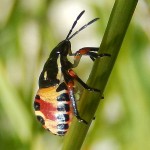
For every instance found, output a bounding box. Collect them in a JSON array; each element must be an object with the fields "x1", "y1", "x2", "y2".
[{"x1": 33, "y1": 10, "x2": 107, "y2": 136}]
